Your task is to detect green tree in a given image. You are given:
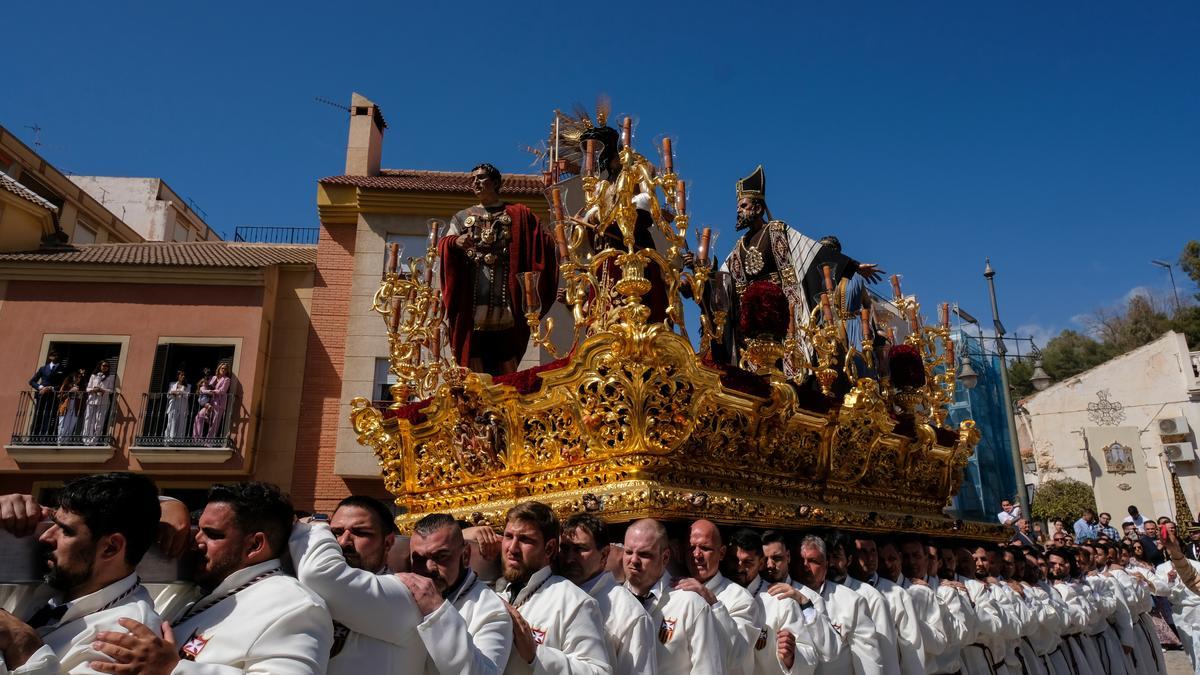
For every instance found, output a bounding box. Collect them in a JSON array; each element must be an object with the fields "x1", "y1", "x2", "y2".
[
  {"x1": 1009, "y1": 358, "x2": 1035, "y2": 398},
  {"x1": 1181, "y1": 240, "x2": 1200, "y2": 299},
  {"x1": 1031, "y1": 478, "x2": 1096, "y2": 524},
  {"x1": 1038, "y1": 330, "x2": 1113, "y2": 382}
]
